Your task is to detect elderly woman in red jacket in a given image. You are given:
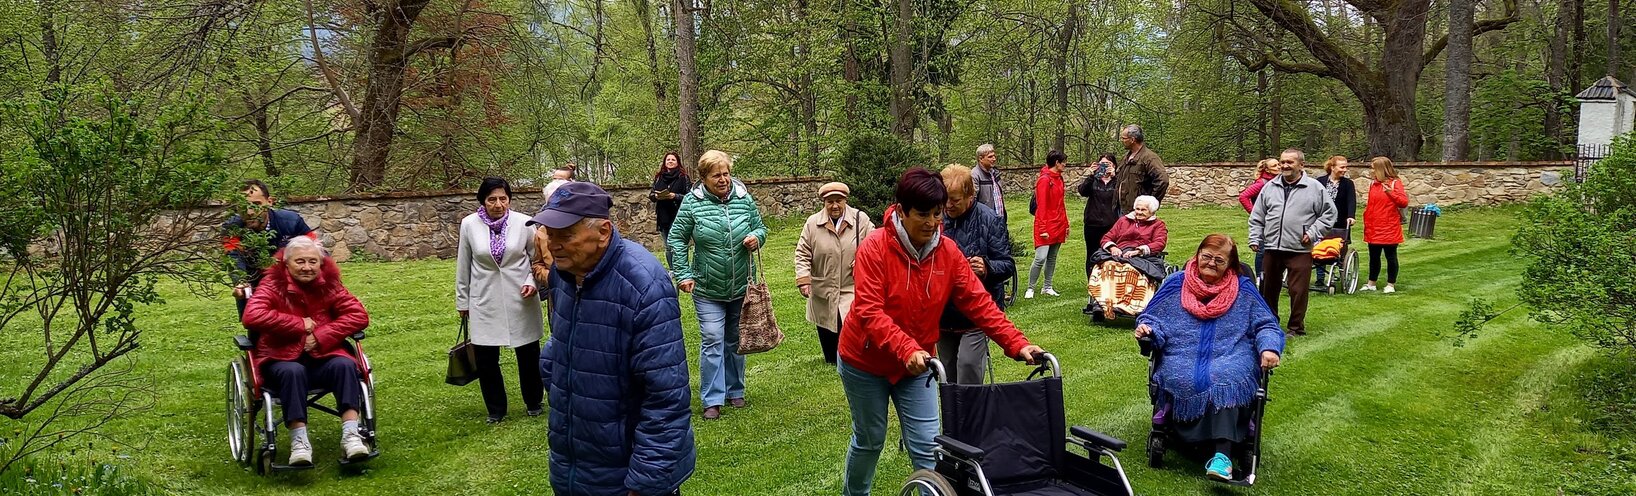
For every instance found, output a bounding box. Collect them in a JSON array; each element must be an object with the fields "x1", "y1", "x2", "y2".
[
  {"x1": 1095, "y1": 194, "x2": 1170, "y2": 279},
  {"x1": 242, "y1": 236, "x2": 371, "y2": 467},
  {"x1": 837, "y1": 167, "x2": 1044, "y2": 496}
]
